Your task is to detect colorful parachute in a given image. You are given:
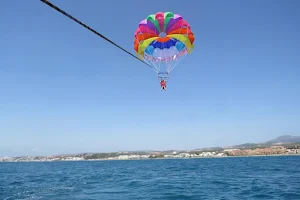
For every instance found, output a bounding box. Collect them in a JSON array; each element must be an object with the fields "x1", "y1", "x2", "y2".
[{"x1": 134, "y1": 12, "x2": 195, "y2": 79}]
